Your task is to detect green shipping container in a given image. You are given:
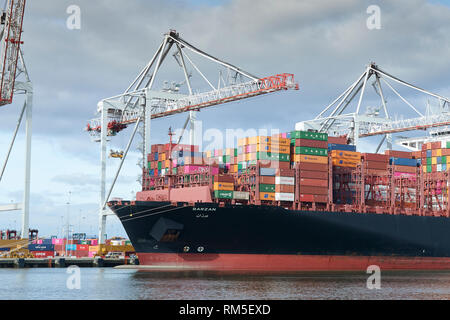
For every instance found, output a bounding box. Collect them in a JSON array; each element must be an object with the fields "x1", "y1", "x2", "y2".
[
  {"x1": 214, "y1": 190, "x2": 233, "y2": 199},
  {"x1": 158, "y1": 162, "x2": 162, "y2": 170},
  {"x1": 447, "y1": 141, "x2": 450, "y2": 149},
  {"x1": 426, "y1": 158, "x2": 432, "y2": 165},
  {"x1": 256, "y1": 152, "x2": 290, "y2": 162},
  {"x1": 295, "y1": 146, "x2": 328, "y2": 156},
  {"x1": 427, "y1": 165, "x2": 432, "y2": 173},
  {"x1": 443, "y1": 156, "x2": 447, "y2": 163},
  {"x1": 259, "y1": 184, "x2": 276, "y2": 192},
  {"x1": 290, "y1": 131, "x2": 328, "y2": 141}
]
